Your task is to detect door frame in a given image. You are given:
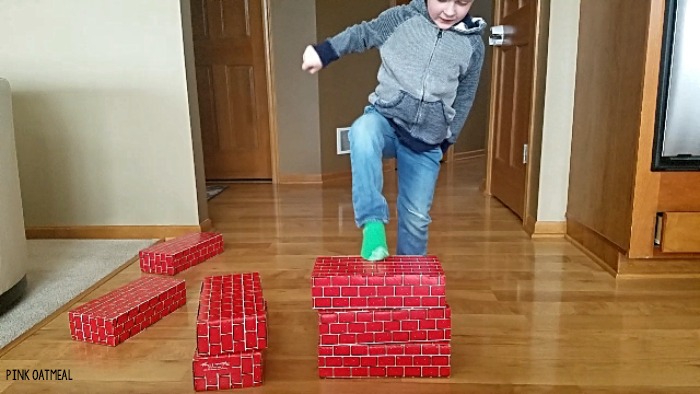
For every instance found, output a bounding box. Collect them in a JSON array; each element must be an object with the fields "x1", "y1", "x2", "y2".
[
  {"x1": 191, "y1": 0, "x2": 280, "y2": 183},
  {"x1": 261, "y1": 0, "x2": 281, "y2": 184},
  {"x1": 485, "y1": 0, "x2": 551, "y2": 233}
]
